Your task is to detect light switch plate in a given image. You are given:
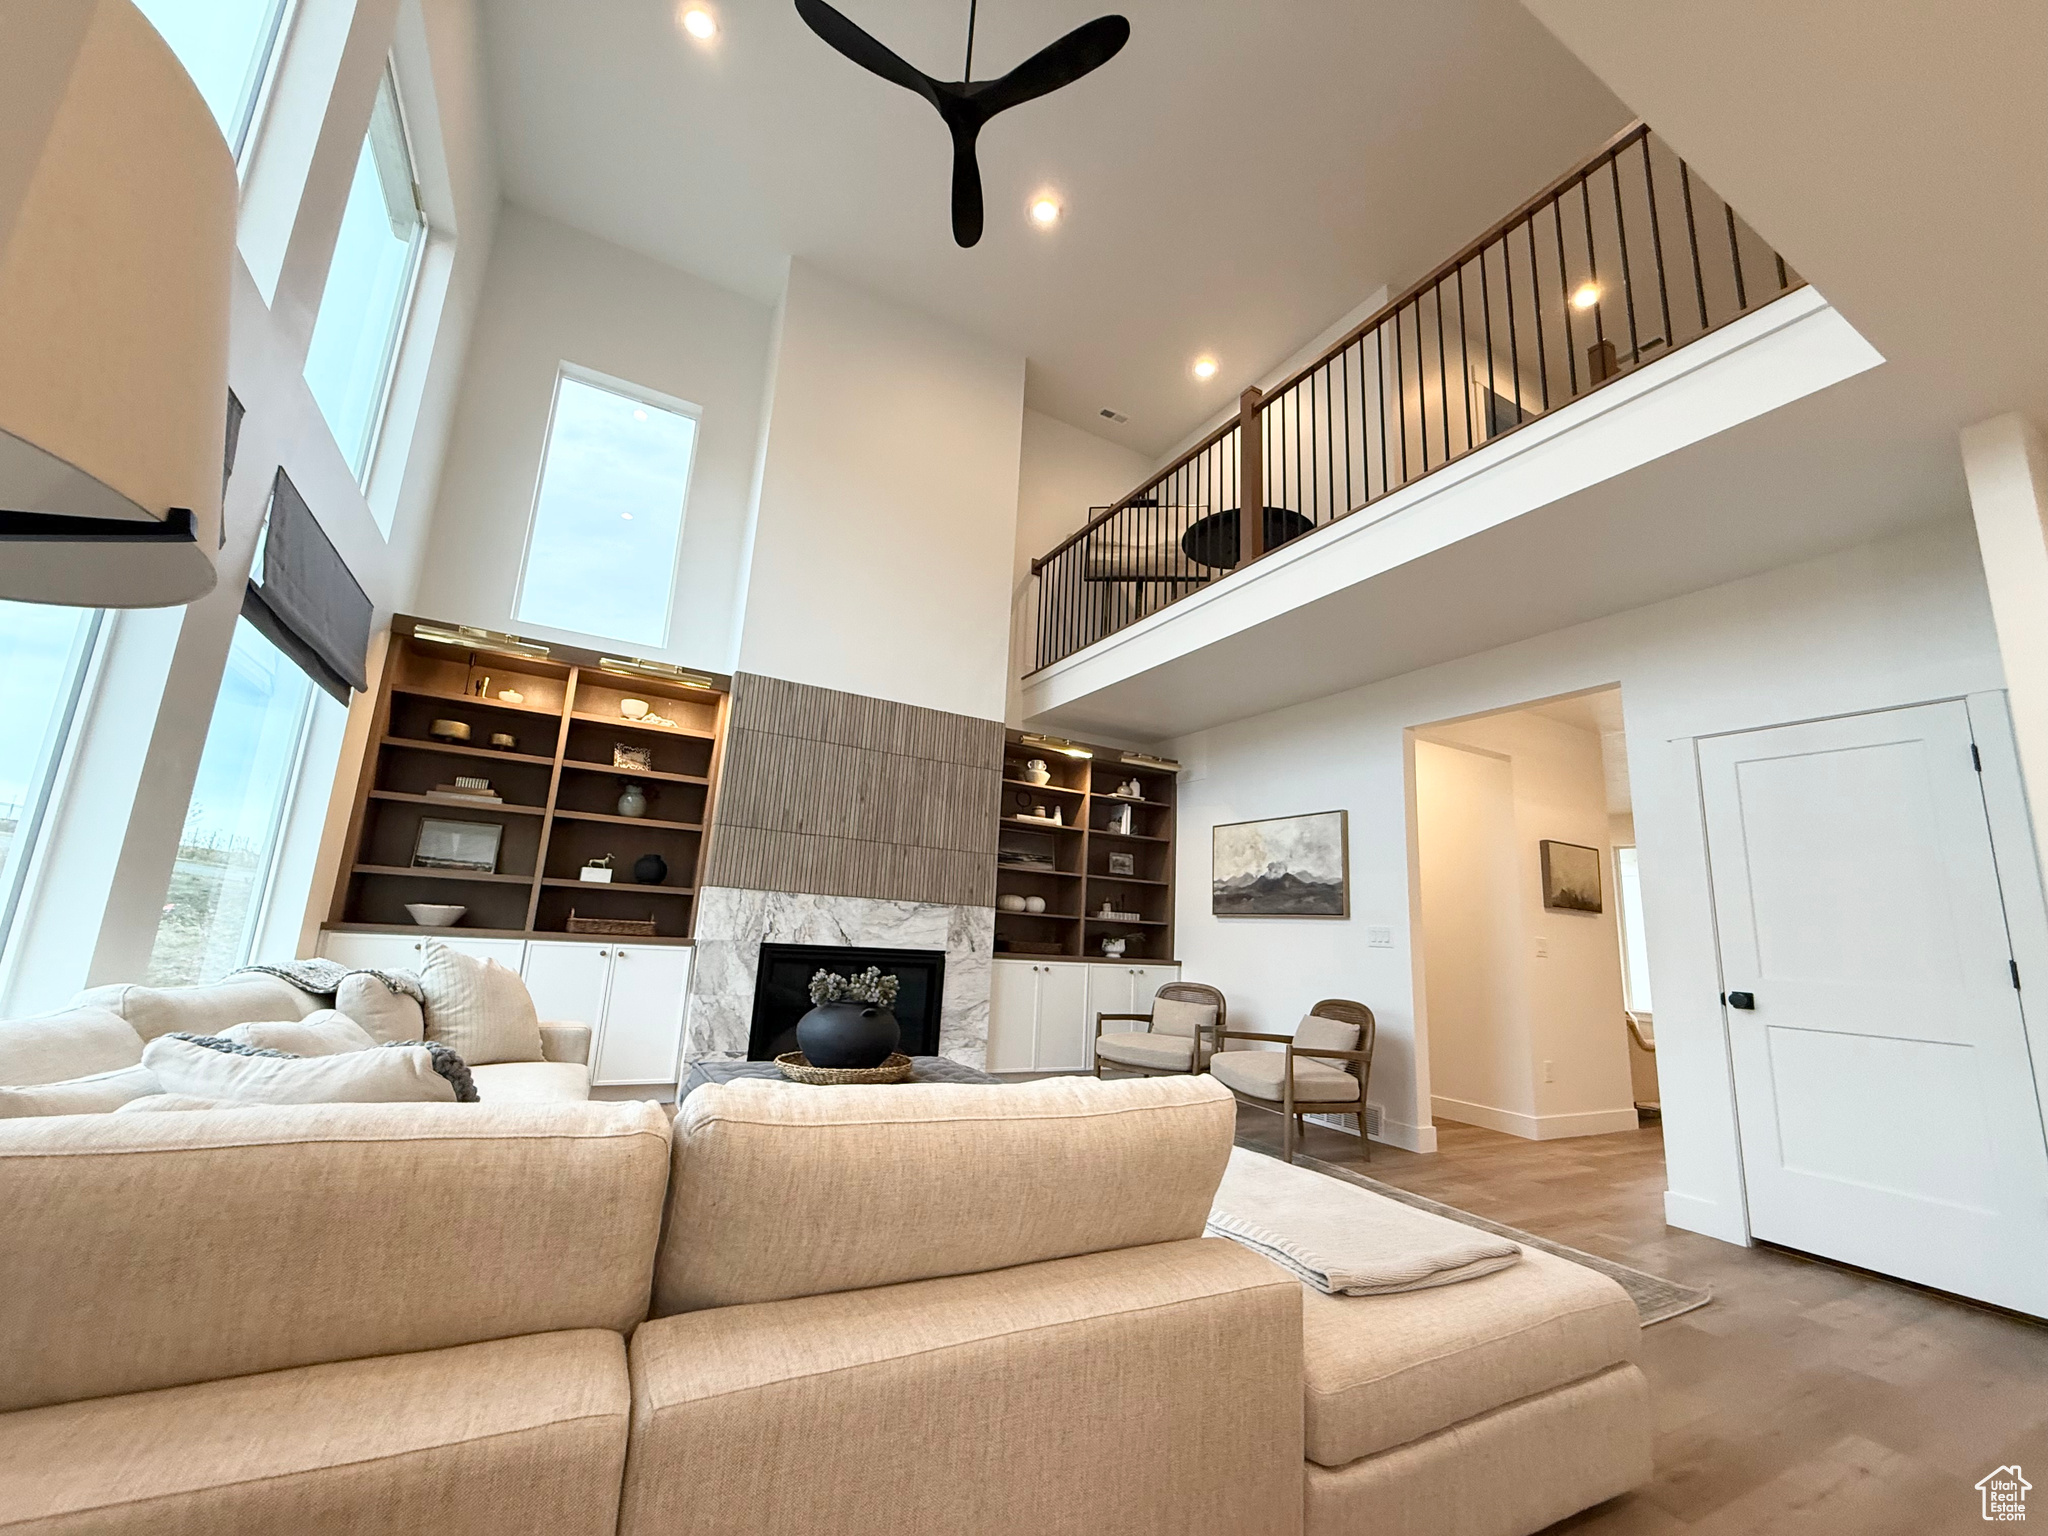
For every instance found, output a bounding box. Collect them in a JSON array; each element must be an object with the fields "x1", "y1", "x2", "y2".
[
  {"x1": 1367, "y1": 926, "x2": 1393, "y2": 949},
  {"x1": 1534, "y1": 935, "x2": 1549, "y2": 958}
]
